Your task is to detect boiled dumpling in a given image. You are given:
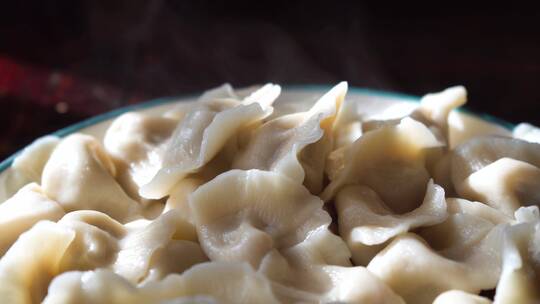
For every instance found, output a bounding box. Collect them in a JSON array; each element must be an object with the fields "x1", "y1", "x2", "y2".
[
  {"x1": 43, "y1": 262, "x2": 280, "y2": 304},
  {"x1": 433, "y1": 290, "x2": 491, "y2": 304},
  {"x1": 0, "y1": 183, "x2": 65, "y2": 255},
  {"x1": 233, "y1": 82, "x2": 347, "y2": 194},
  {"x1": 140, "y1": 84, "x2": 280, "y2": 199},
  {"x1": 189, "y1": 169, "x2": 340, "y2": 268},
  {"x1": 104, "y1": 112, "x2": 178, "y2": 198},
  {"x1": 513, "y1": 122, "x2": 540, "y2": 144},
  {"x1": 42, "y1": 134, "x2": 141, "y2": 222},
  {"x1": 336, "y1": 179, "x2": 447, "y2": 265},
  {"x1": 0, "y1": 221, "x2": 75, "y2": 304},
  {"x1": 323, "y1": 117, "x2": 443, "y2": 213},
  {"x1": 415, "y1": 85, "x2": 467, "y2": 142},
  {"x1": 493, "y1": 207, "x2": 540, "y2": 303},
  {"x1": 452, "y1": 136, "x2": 540, "y2": 215},
  {"x1": 57, "y1": 210, "x2": 205, "y2": 284},
  {"x1": 258, "y1": 250, "x2": 405, "y2": 304},
  {"x1": 367, "y1": 233, "x2": 492, "y2": 304},
  {"x1": 0, "y1": 135, "x2": 59, "y2": 202}
]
